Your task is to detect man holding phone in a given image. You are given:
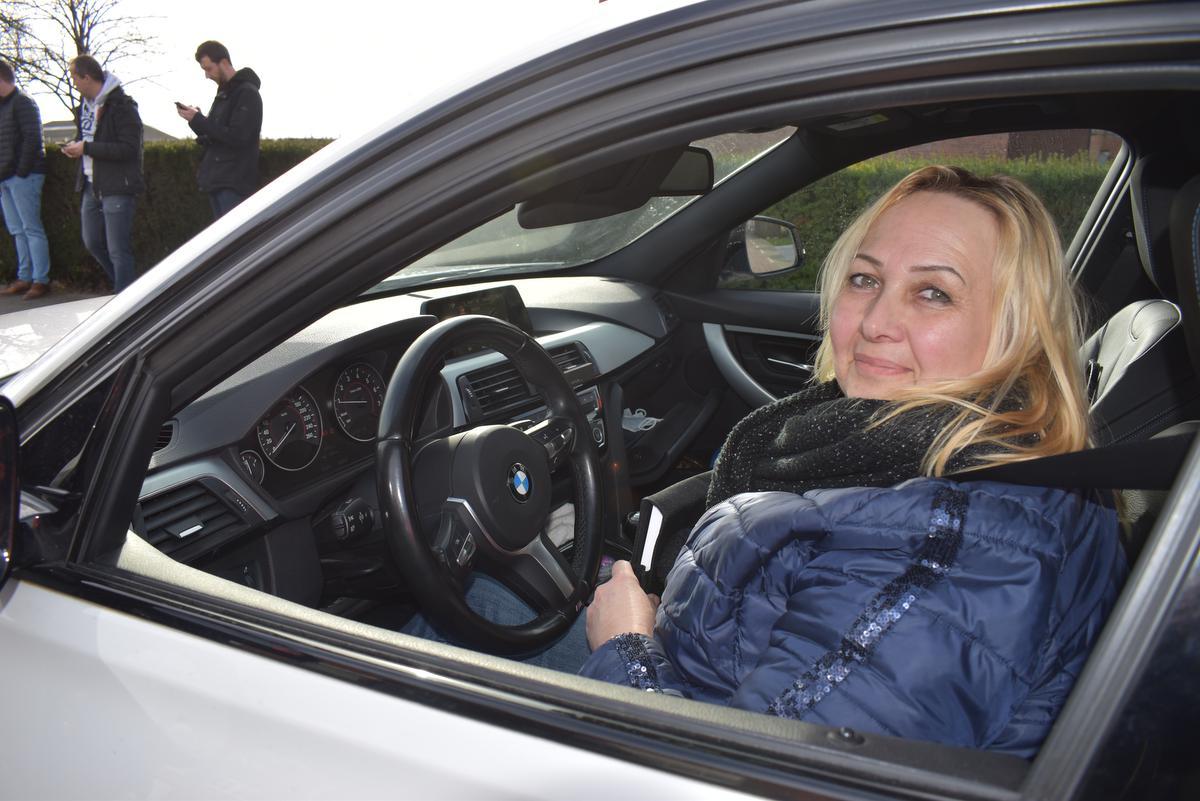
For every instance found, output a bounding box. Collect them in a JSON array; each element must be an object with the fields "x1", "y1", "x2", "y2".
[
  {"x1": 63, "y1": 54, "x2": 143, "y2": 293},
  {"x1": 176, "y1": 40, "x2": 262, "y2": 219}
]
